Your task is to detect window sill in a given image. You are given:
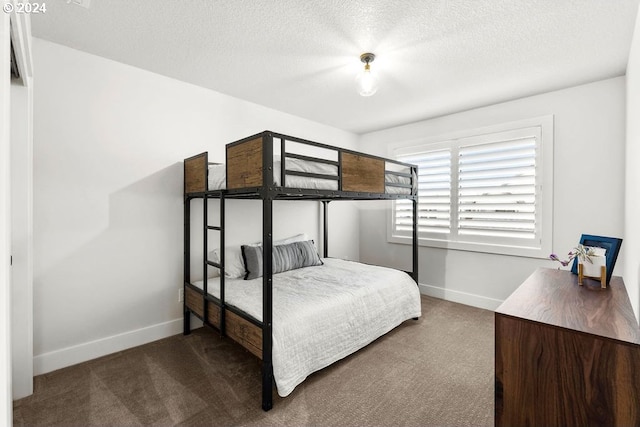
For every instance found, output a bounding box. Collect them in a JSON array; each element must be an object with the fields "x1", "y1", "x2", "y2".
[{"x1": 388, "y1": 234, "x2": 549, "y2": 259}]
